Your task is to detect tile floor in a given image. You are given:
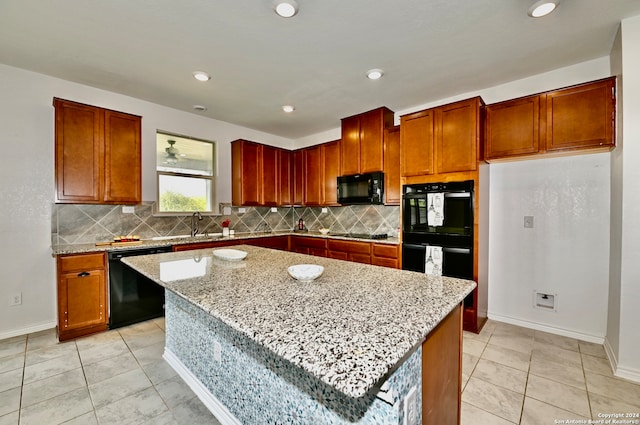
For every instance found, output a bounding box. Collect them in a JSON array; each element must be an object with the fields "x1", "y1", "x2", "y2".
[
  {"x1": 1, "y1": 318, "x2": 639, "y2": 425},
  {"x1": 461, "y1": 320, "x2": 640, "y2": 425}
]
